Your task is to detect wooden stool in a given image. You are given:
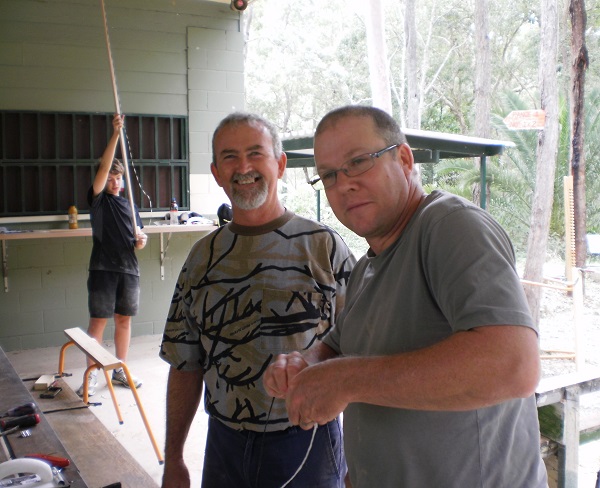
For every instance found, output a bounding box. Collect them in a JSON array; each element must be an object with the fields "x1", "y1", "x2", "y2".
[{"x1": 58, "y1": 327, "x2": 164, "y2": 464}]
